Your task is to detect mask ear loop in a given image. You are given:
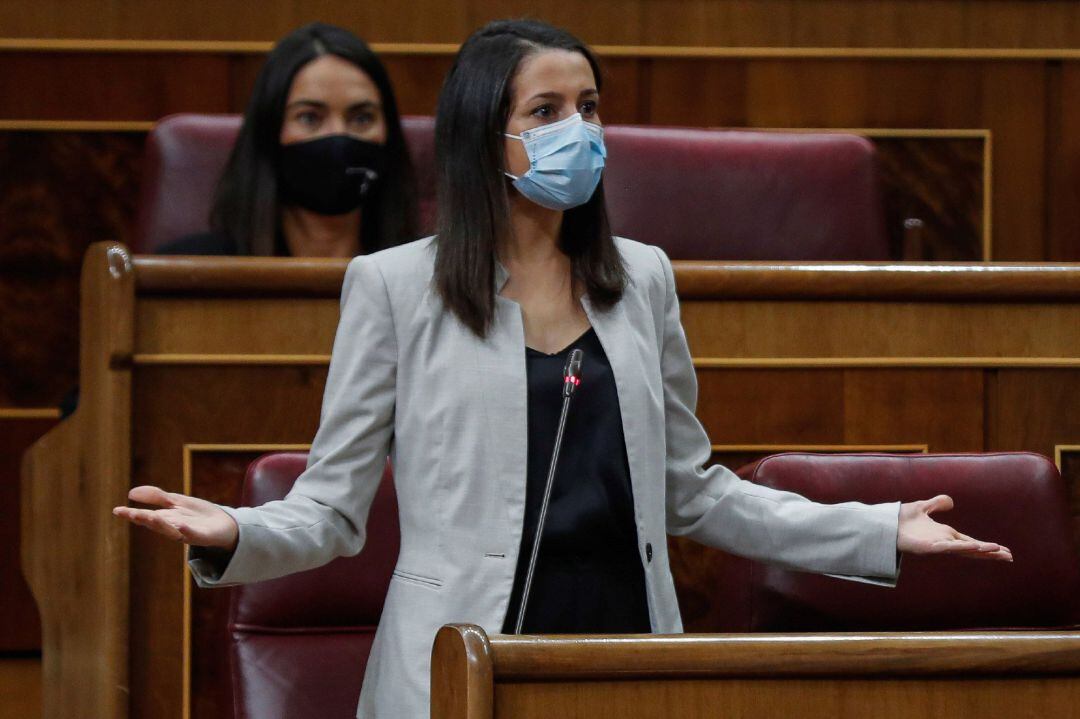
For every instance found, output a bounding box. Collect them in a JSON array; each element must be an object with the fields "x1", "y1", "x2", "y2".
[{"x1": 502, "y1": 132, "x2": 526, "y2": 181}]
